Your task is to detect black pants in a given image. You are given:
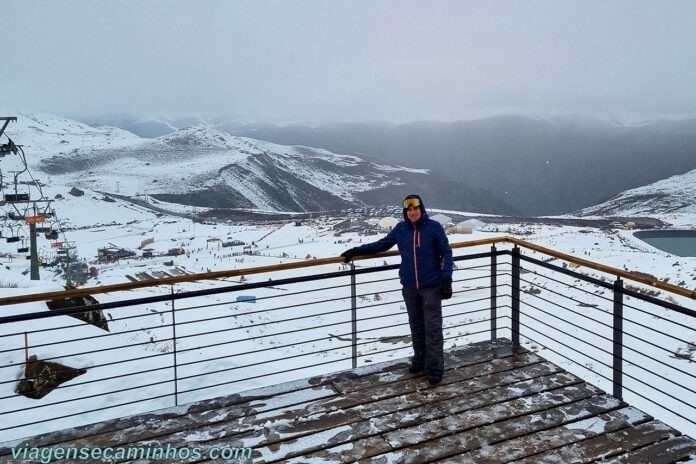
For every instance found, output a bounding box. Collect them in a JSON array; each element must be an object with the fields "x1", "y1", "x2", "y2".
[{"x1": 402, "y1": 286, "x2": 444, "y2": 379}]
